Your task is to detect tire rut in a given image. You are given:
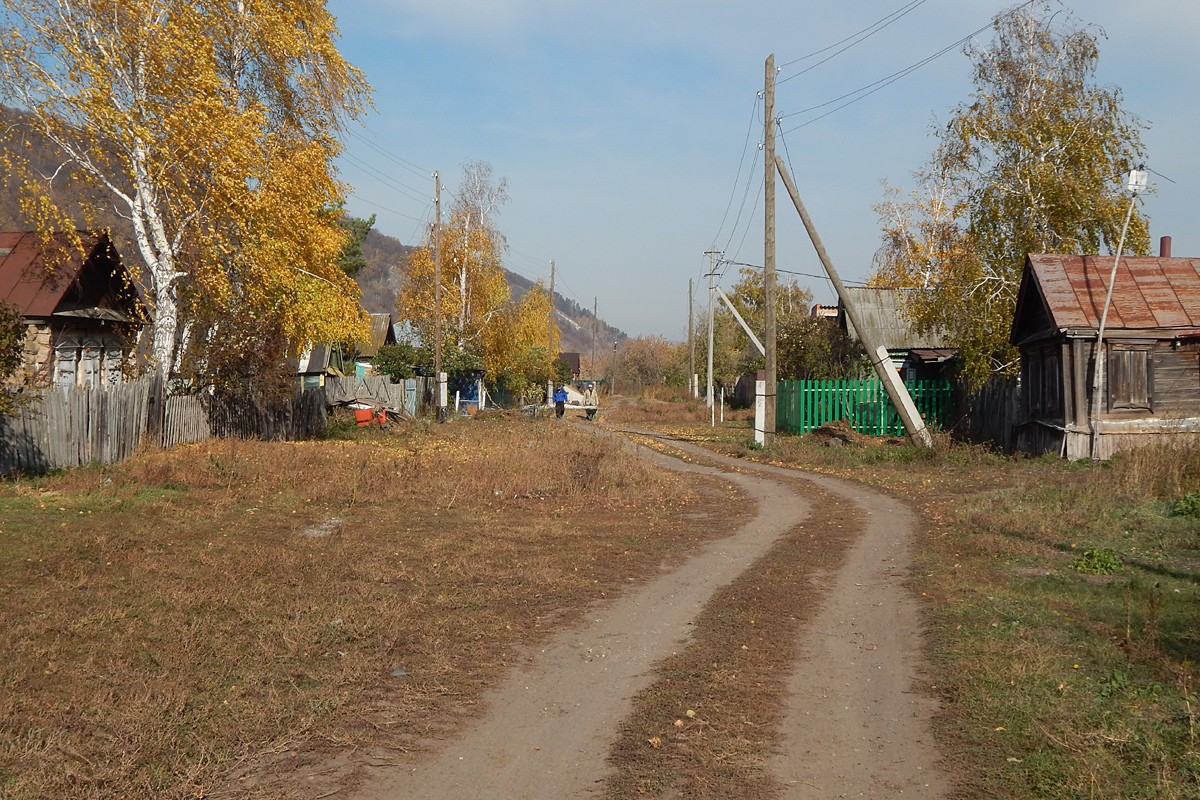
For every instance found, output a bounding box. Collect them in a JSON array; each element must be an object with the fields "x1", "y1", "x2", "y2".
[{"x1": 348, "y1": 428, "x2": 949, "y2": 800}]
